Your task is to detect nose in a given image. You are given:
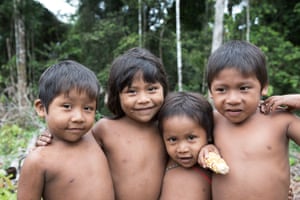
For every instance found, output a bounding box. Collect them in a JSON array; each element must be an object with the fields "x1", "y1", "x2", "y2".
[
  {"x1": 226, "y1": 91, "x2": 241, "y2": 105},
  {"x1": 176, "y1": 142, "x2": 189, "y2": 154},
  {"x1": 137, "y1": 92, "x2": 150, "y2": 104},
  {"x1": 71, "y1": 109, "x2": 84, "y2": 122}
]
